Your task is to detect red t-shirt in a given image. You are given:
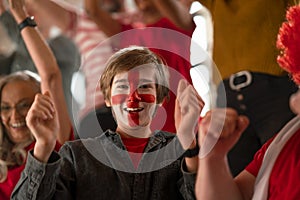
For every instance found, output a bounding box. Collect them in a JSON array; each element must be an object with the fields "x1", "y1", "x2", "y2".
[
  {"x1": 246, "y1": 128, "x2": 300, "y2": 199},
  {"x1": 122, "y1": 137, "x2": 149, "y2": 169},
  {"x1": 120, "y1": 18, "x2": 196, "y2": 133}
]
